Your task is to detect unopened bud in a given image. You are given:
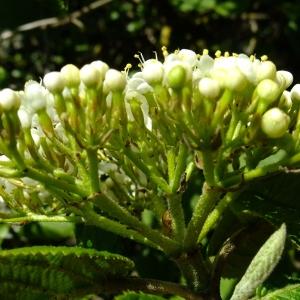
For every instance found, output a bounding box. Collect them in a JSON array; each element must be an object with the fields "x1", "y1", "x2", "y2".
[
  {"x1": 276, "y1": 70, "x2": 293, "y2": 89},
  {"x1": 24, "y1": 81, "x2": 48, "y2": 112},
  {"x1": 199, "y1": 77, "x2": 221, "y2": 99},
  {"x1": 60, "y1": 64, "x2": 80, "y2": 87},
  {"x1": 261, "y1": 107, "x2": 290, "y2": 138},
  {"x1": 0, "y1": 88, "x2": 20, "y2": 111},
  {"x1": 80, "y1": 64, "x2": 102, "y2": 87},
  {"x1": 257, "y1": 79, "x2": 280, "y2": 105},
  {"x1": 142, "y1": 59, "x2": 164, "y2": 84},
  {"x1": 91, "y1": 60, "x2": 109, "y2": 76},
  {"x1": 104, "y1": 69, "x2": 126, "y2": 92},
  {"x1": 166, "y1": 65, "x2": 186, "y2": 90},
  {"x1": 290, "y1": 84, "x2": 300, "y2": 104},
  {"x1": 43, "y1": 72, "x2": 65, "y2": 94},
  {"x1": 256, "y1": 61, "x2": 276, "y2": 82},
  {"x1": 225, "y1": 68, "x2": 247, "y2": 92}
]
